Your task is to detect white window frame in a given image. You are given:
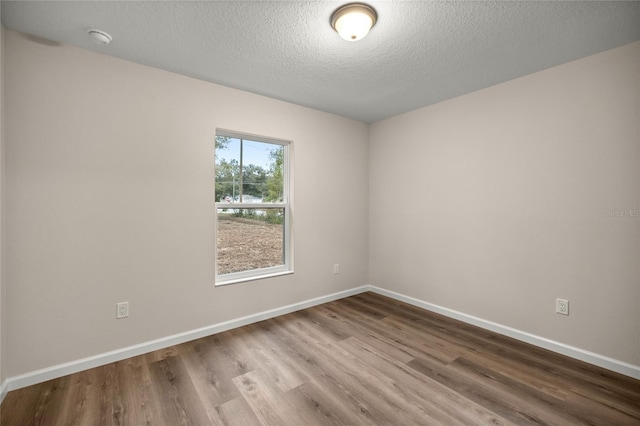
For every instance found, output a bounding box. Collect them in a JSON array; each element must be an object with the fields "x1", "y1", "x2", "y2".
[{"x1": 214, "y1": 129, "x2": 293, "y2": 285}]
